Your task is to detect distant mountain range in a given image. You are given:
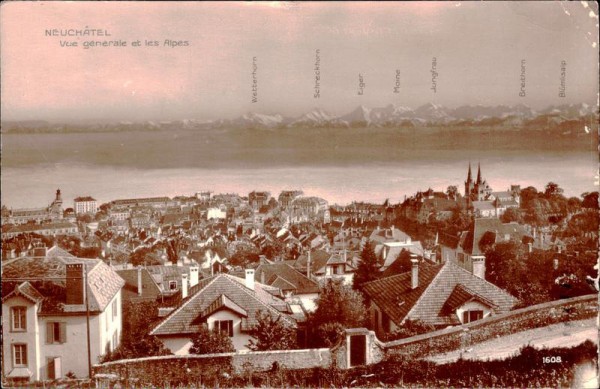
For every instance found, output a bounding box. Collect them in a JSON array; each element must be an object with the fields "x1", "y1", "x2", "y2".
[{"x1": 2, "y1": 103, "x2": 597, "y2": 133}]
